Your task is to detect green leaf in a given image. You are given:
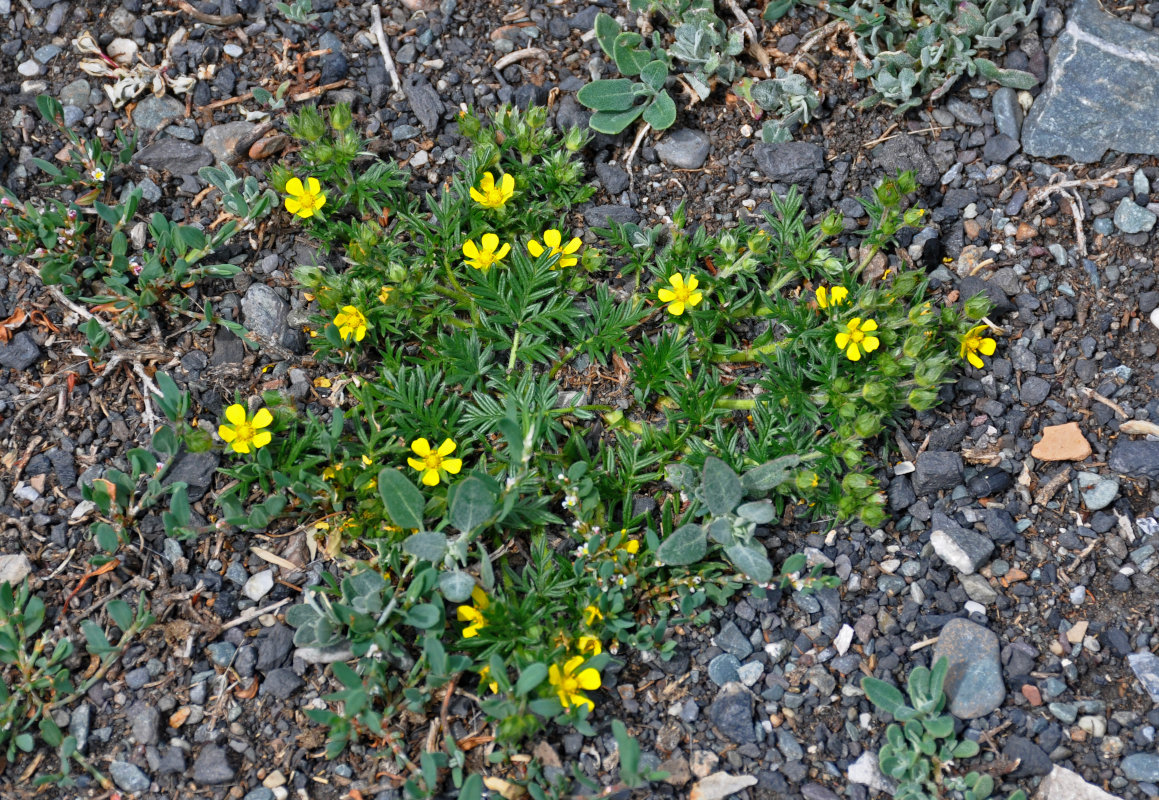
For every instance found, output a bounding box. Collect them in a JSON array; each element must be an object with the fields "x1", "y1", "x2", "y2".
[
  {"x1": 577, "y1": 79, "x2": 641, "y2": 113},
  {"x1": 377, "y1": 468, "x2": 426, "y2": 530},
  {"x1": 94, "y1": 202, "x2": 121, "y2": 226},
  {"x1": 331, "y1": 660, "x2": 362, "y2": 689},
  {"x1": 640, "y1": 60, "x2": 668, "y2": 93},
  {"x1": 39, "y1": 716, "x2": 63, "y2": 748},
  {"x1": 736, "y1": 500, "x2": 775, "y2": 524},
  {"x1": 106, "y1": 599, "x2": 133, "y2": 633},
  {"x1": 94, "y1": 522, "x2": 120, "y2": 554},
  {"x1": 655, "y1": 523, "x2": 706, "y2": 566},
  {"x1": 724, "y1": 543, "x2": 774, "y2": 584},
  {"x1": 590, "y1": 106, "x2": 646, "y2": 135},
  {"x1": 459, "y1": 774, "x2": 484, "y2": 800},
  {"x1": 37, "y1": 95, "x2": 64, "y2": 125},
  {"x1": 402, "y1": 531, "x2": 447, "y2": 563},
  {"x1": 404, "y1": 603, "x2": 441, "y2": 630},
  {"x1": 701, "y1": 456, "x2": 742, "y2": 516},
  {"x1": 14, "y1": 733, "x2": 34, "y2": 753},
  {"x1": 593, "y1": 13, "x2": 621, "y2": 58},
  {"x1": 953, "y1": 738, "x2": 980, "y2": 758},
  {"x1": 438, "y1": 570, "x2": 476, "y2": 603},
  {"x1": 515, "y1": 662, "x2": 548, "y2": 696},
  {"x1": 176, "y1": 225, "x2": 207, "y2": 250},
  {"x1": 613, "y1": 719, "x2": 640, "y2": 777},
  {"x1": 285, "y1": 604, "x2": 320, "y2": 628},
  {"x1": 741, "y1": 455, "x2": 801, "y2": 492},
  {"x1": 449, "y1": 476, "x2": 494, "y2": 533},
  {"x1": 642, "y1": 90, "x2": 676, "y2": 130},
  {"x1": 612, "y1": 32, "x2": 651, "y2": 77},
  {"x1": 151, "y1": 424, "x2": 179, "y2": 457},
  {"x1": 780, "y1": 552, "x2": 807, "y2": 575},
  {"x1": 861, "y1": 676, "x2": 905, "y2": 715},
  {"x1": 922, "y1": 714, "x2": 954, "y2": 738}
]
